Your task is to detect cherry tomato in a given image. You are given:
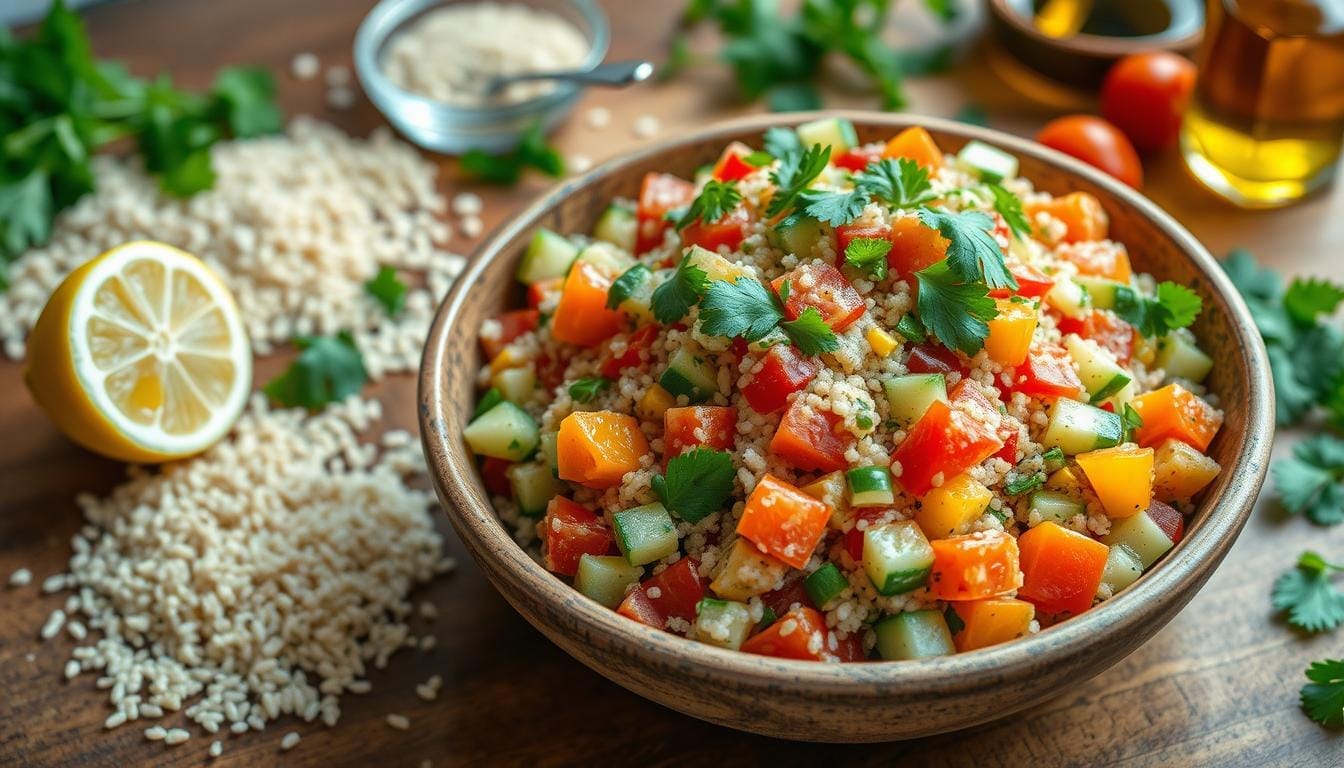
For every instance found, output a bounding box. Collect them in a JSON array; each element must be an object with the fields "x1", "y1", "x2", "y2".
[
  {"x1": 1101, "y1": 52, "x2": 1197, "y2": 153},
  {"x1": 1036, "y1": 116, "x2": 1144, "y2": 189}
]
